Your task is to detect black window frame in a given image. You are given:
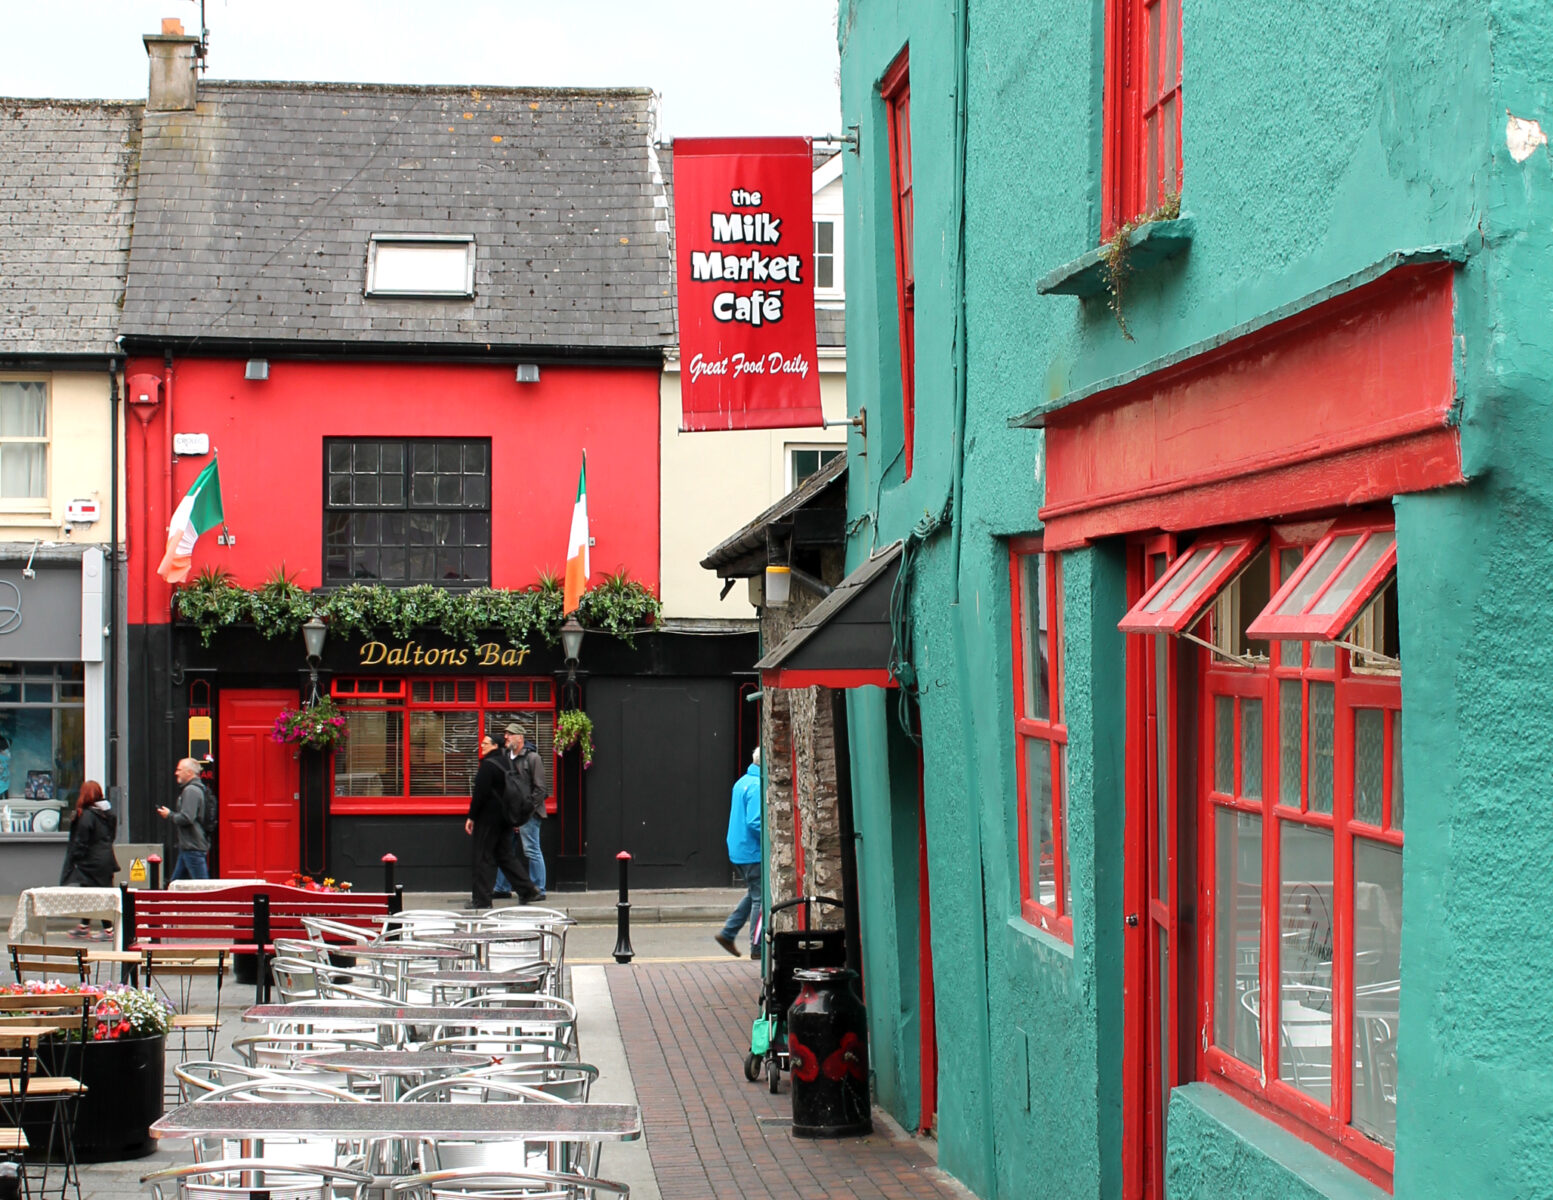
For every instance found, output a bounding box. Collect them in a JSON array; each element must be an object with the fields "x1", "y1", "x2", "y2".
[{"x1": 323, "y1": 437, "x2": 492, "y2": 587}]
